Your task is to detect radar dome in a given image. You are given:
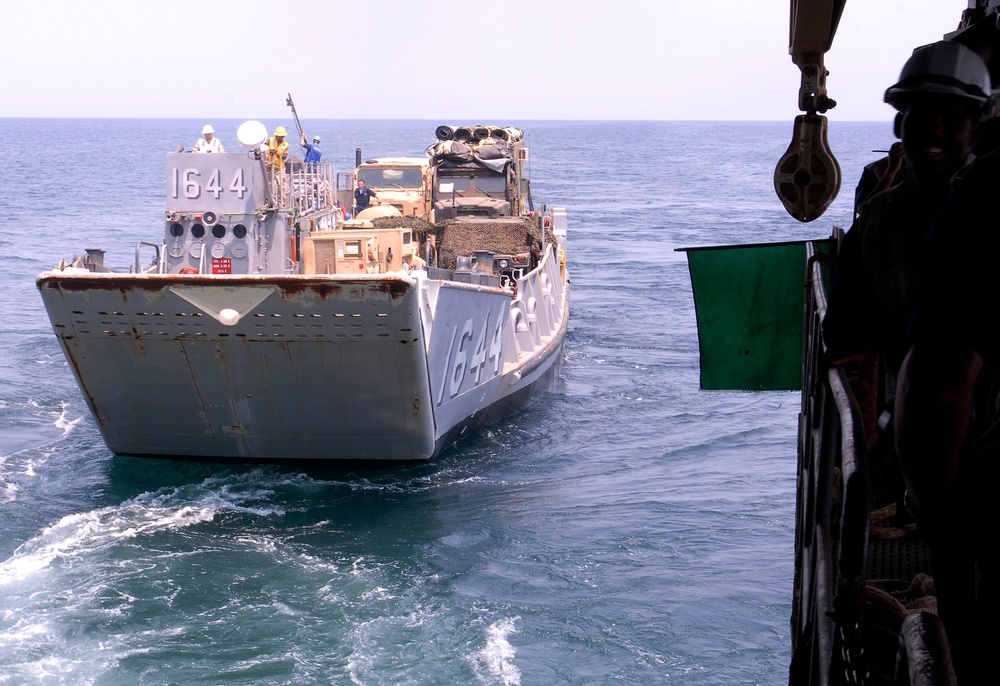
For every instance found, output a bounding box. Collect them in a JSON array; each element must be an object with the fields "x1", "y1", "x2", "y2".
[{"x1": 237, "y1": 121, "x2": 269, "y2": 150}]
